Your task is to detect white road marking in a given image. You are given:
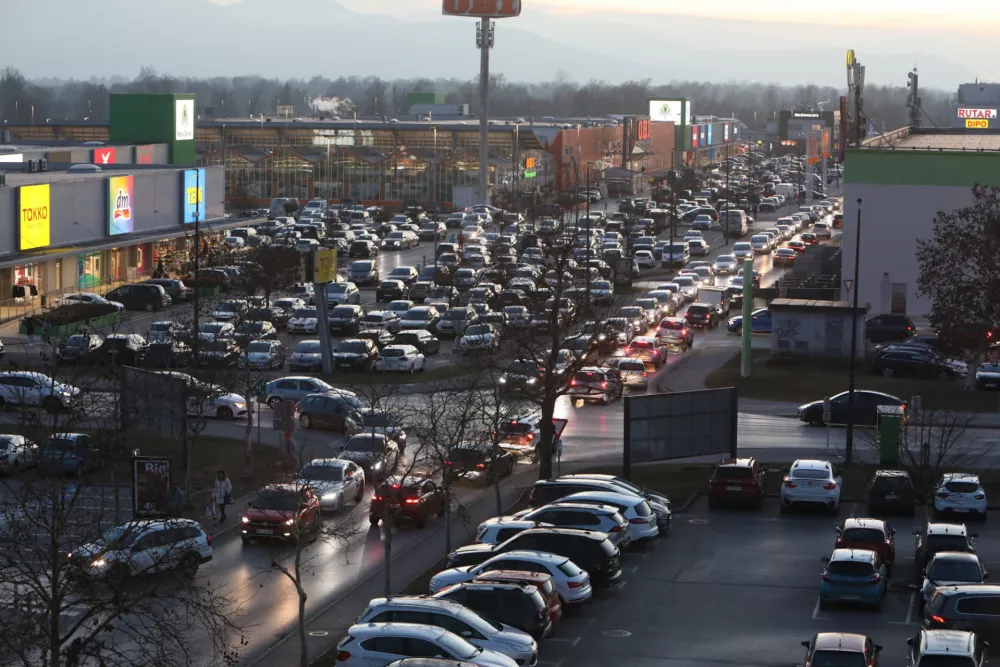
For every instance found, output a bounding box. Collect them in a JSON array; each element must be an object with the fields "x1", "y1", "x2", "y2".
[
  {"x1": 811, "y1": 597, "x2": 827, "y2": 620},
  {"x1": 624, "y1": 565, "x2": 639, "y2": 574},
  {"x1": 547, "y1": 637, "x2": 581, "y2": 647}
]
